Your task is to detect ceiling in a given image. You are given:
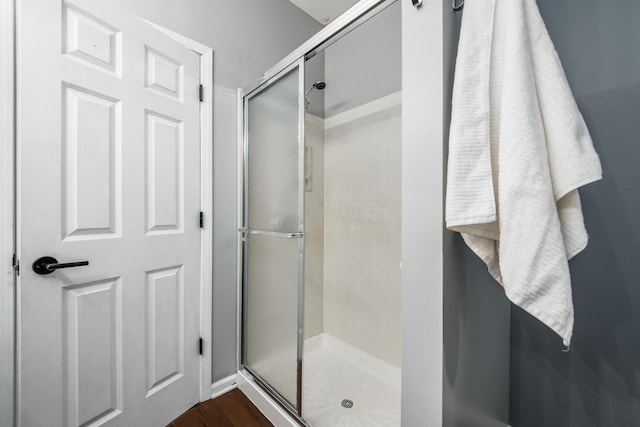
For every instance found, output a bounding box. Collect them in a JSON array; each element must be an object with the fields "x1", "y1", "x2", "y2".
[{"x1": 287, "y1": 0, "x2": 361, "y2": 25}]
